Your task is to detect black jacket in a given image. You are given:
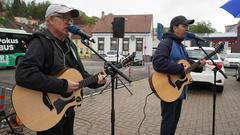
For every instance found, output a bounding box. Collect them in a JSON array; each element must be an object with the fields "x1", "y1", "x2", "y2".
[{"x1": 15, "y1": 29, "x2": 104, "y2": 94}]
